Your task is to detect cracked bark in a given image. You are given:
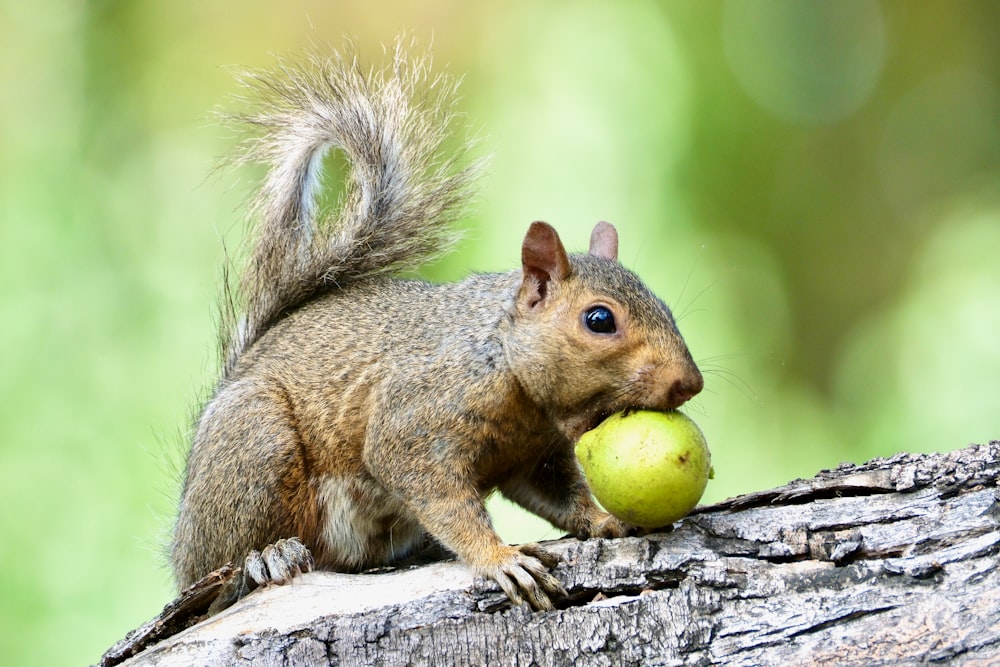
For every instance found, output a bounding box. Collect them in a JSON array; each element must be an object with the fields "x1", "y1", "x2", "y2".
[{"x1": 102, "y1": 442, "x2": 1000, "y2": 666}]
